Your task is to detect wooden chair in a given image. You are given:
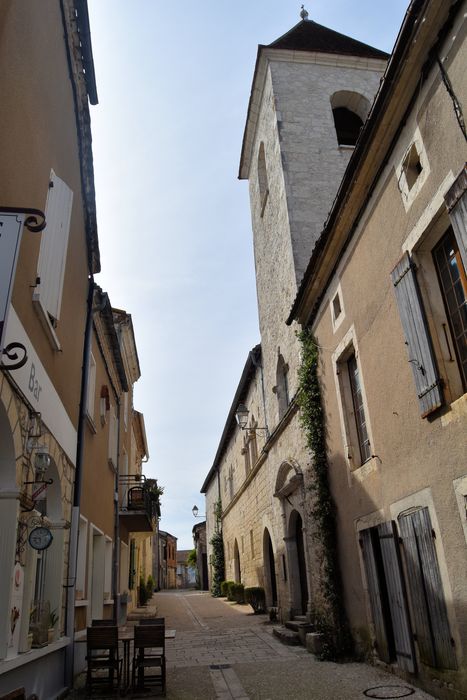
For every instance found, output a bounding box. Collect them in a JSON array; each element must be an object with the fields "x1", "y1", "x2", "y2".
[
  {"x1": 139, "y1": 617, "x2": 165, "y2": 626},
  {"x1": 86, "y1": 626, "x2": 122, "y2": 695},
  {"x1": 91, "y1": 619, "x2": 115, "y2": 626},
  {"x1": 132, "y1": 625, "x2": 166, "y2": 695}
]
